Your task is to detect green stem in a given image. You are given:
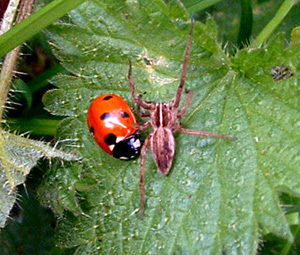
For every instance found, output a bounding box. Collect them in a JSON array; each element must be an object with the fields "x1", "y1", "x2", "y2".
[
  {"x1": 0, "y1": 0, "x2": 87, "y2": 58},
  {"x1": 253, "y1": 0, "x2": 296, "y2": 46},
  {"x1": 237, "y1": 0, "x2": 253, "y2": 48},
  {"x1": 279, "y1": 224, "x2": 299, "y2": 255},
  {"x1": 0, "y1": 0, "x2": 21, "y2": 35},
  {"x1": 28, "y1": 64, "x2": 67, "y2": 93},
  {"x1": 0, "y1": 0, "x2": 34, "y2": 120},
  {"x1": 185, "y1": 0, "x2": 223, "y2": 13},
  {"x1": 0, "y1": 49, "x2": 21, "y2": 119}
]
